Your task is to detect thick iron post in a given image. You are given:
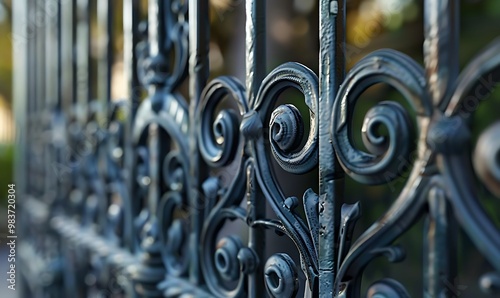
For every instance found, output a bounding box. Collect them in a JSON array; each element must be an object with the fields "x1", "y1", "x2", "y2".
[
  {"x1": 93, "y1": 0, "x2": 113, "y2": 233},
  {"x1": 123, "y1": 0, "x2": 140, "y2": 121},
  {"x1": 43, "y1": 0, "x2": 61, "y2": 205},
  {"x1": 423, "y1": 0, "x2": 459, "y2": 296},
  {"x1": 97, "y1": 0, "x2": 113, "y2": 125},
  {"x1": 55, "y1": 0, "x2": 62, "y2": 112},
  {"x1": 246, "y1": 0, "x2": 266, "y2": 108},
  {"x1": 424, "y1": 0, "x2": 459, "y2": 110},
  {"x1": 319, "y1": 0, "x2": 345, "y2": 295},
  {"x1": 52, "y1": 0, "x2": 67, "y2": 216},
  {"x1": 123, "y1": 0, "x2": 140, "y2": 253},
  {"x1": 61, "y1": 0, "x2": 74, "y2": 120},
  {"x1": 126, "y1": 1, "x2": 169, "y2": 296},
  {"x1": 188, "y1": 0, "x2": 210, "y2": 285},
  {"x1": 424, "y1": 185, "x2": 458, "y2": 297},
  {"x1": 33, "y1": 0, "x2": 43, "y2": 115},
  {"x1": 147, "y1": 0, "x2": 168, "y2": 104},
  {"x1": 27, "y1": 0, "x2": 40, "y2": 195},
  {"x1": 76, "y1": 0, "x2": 91, "y2": 124},
  {"x1": 245, "y1": 0, "x2": 266, "y2": 296},
  {"x1": 45, "y1": 0, "x2": 59, "y2": 110}
]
